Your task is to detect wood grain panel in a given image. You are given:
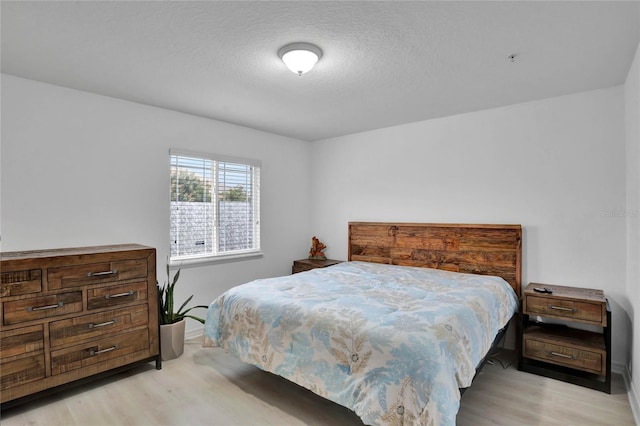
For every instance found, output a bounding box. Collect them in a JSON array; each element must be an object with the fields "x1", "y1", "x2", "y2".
[
  {"x1": 292, "y1": 259, "x2": 343, "y2": 274},
  {"x1": 48, "y1": 258, "x2": 147, "y2": 290},
  {"x1": 523, "y1": 325, "x2": 606, "y2": 375},
  {"x1": 522, "y1": 283, "x2": 607, "y2": 327},
  {"x1": 1, "y1": 270, "x2": 42, "y2": 297},
  {"x1": 0, "y1": 353, "x2": 45, "y2": 391},
  {"x1": 86, "y1": 281, "x2": 148, "y2": 310},
  {"x1": 348, "y1": 222, "x2": 522, "y2": 296},
  {"x1": 0, "y1": 325, "x2": 44, "y2": 359},
  {"x1": 50, "y1": 305, "x2": 149, "y2": 348},
  {"x1": 50, "y1": 328, "x2": 149, "y2": 375},
  {"x1": 525, "y1": 296, "x2": 603, "y2": 325},
  {"x1": 3, "y1": 292, "x2": 83, "y2": 325}
]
